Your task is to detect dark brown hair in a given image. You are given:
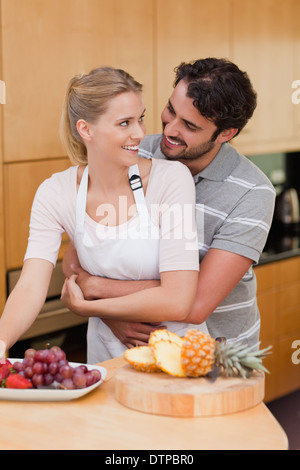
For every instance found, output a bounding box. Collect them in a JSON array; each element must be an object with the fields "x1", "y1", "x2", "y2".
[{"x1": 174, "y1": 58, "x2": 257, "y2": 139}]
